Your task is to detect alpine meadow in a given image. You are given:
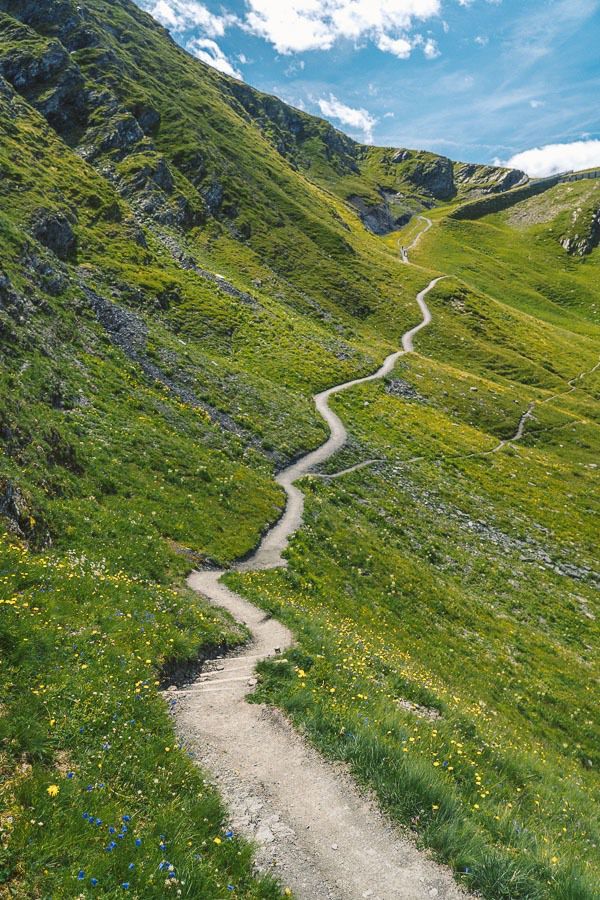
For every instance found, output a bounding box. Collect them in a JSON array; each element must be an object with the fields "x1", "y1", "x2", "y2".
[{"x1": 0, "y1": 1, "x2": 598, "y2": 899}]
